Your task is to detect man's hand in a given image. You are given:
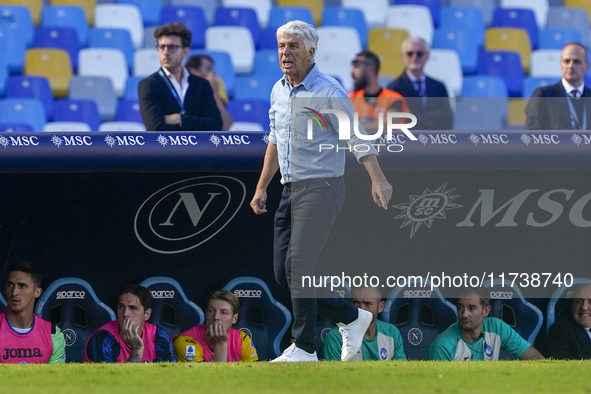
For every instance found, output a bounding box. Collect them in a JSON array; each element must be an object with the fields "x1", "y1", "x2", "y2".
[
  {"x1": 250, "y1": 188, "x2": 268, "y2": 215},
  {"x1": 372, "y1": 177, "x2": 392, "y2": 210},
  {"x1": 165, "y1": 113, "x2": 182, "y2": 125},
  {"x1": 120, "y1": 319, "x2": 144, "y2": 362},
  {"x1": 206, "y1": 322, "x2": 229, "y2": 343}
]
